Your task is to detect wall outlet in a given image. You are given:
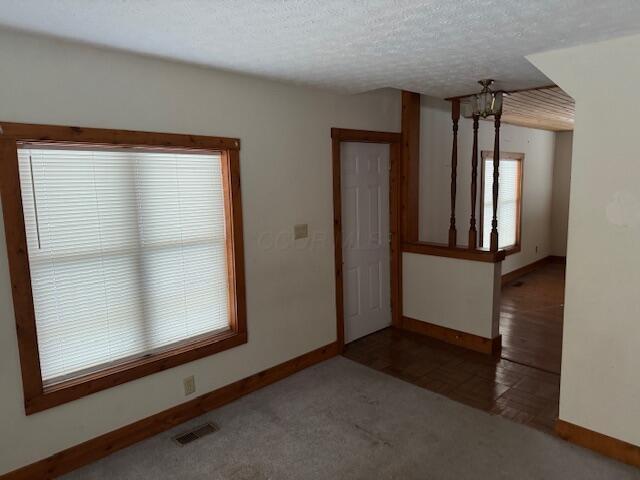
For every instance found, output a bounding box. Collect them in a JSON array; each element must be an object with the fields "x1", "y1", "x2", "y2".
[
  {"x1": 183, "y1": 375, "x2": 196, "y2": 396},
  {"x1": 294, "y1": 223, "x2": 308, "y2": 240}
]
